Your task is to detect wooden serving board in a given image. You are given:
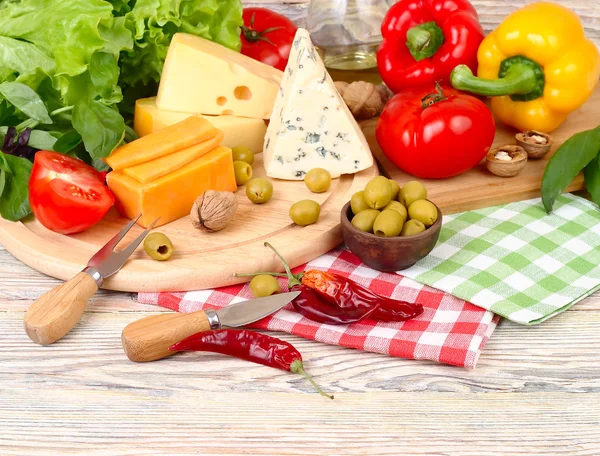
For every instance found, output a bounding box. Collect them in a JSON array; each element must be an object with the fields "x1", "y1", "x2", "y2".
[
  {"x1": 1, "y1": 87, "x2": 598, "y2": 292},
  {"x1": 0, "y1": 156, "x2": 377, "y2": 292},
  {"x1": 361, "y1": 87, "x2": 600, "y2": 214}
]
